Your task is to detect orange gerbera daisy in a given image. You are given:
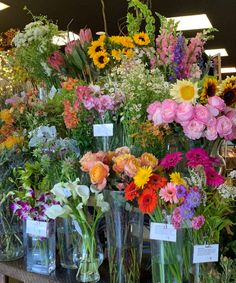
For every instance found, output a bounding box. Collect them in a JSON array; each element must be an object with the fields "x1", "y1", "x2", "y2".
[
  {"x1": 124, "y1": 181, "x2": 138, "y2": 201},
  {"x1": 138, "y1": 188, "x2": 157, "y2": 214},
  {"x1": 148, "y1": 174, "x2": 168, "y2": 190}
]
